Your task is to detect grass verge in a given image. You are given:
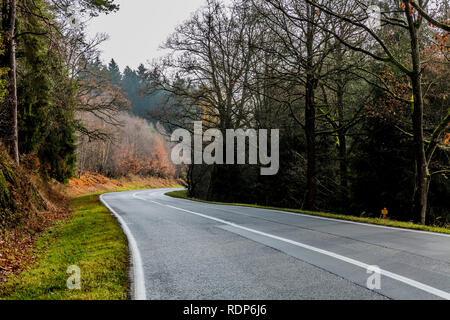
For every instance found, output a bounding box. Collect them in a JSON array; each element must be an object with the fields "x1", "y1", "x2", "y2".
[
  {"x1": 166, "y1": 190, "x2": 450, "y2": 235},
  {"x1": 0, "y1": 193, "x2": 129, "y2": 300}
]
